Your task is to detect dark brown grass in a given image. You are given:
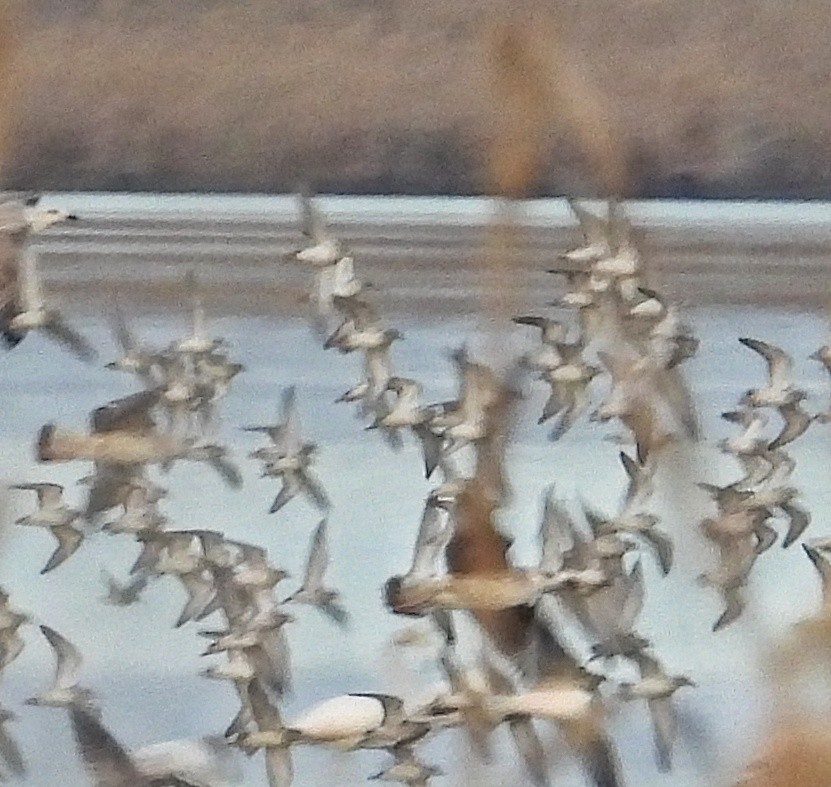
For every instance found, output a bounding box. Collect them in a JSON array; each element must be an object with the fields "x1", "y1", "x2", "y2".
[{"x1": 5, "y1": 1, "x2": 831, "y2": 195}]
